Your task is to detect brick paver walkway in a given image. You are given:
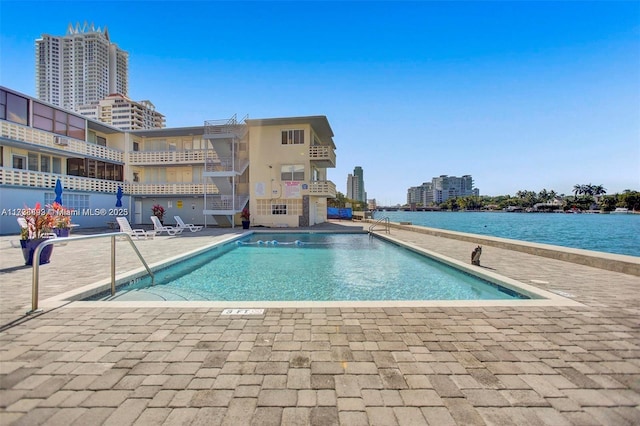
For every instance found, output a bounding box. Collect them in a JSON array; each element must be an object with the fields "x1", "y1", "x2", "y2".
[{"x1": 1, "y1": 222, "x2": 639, "y2": 425}]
